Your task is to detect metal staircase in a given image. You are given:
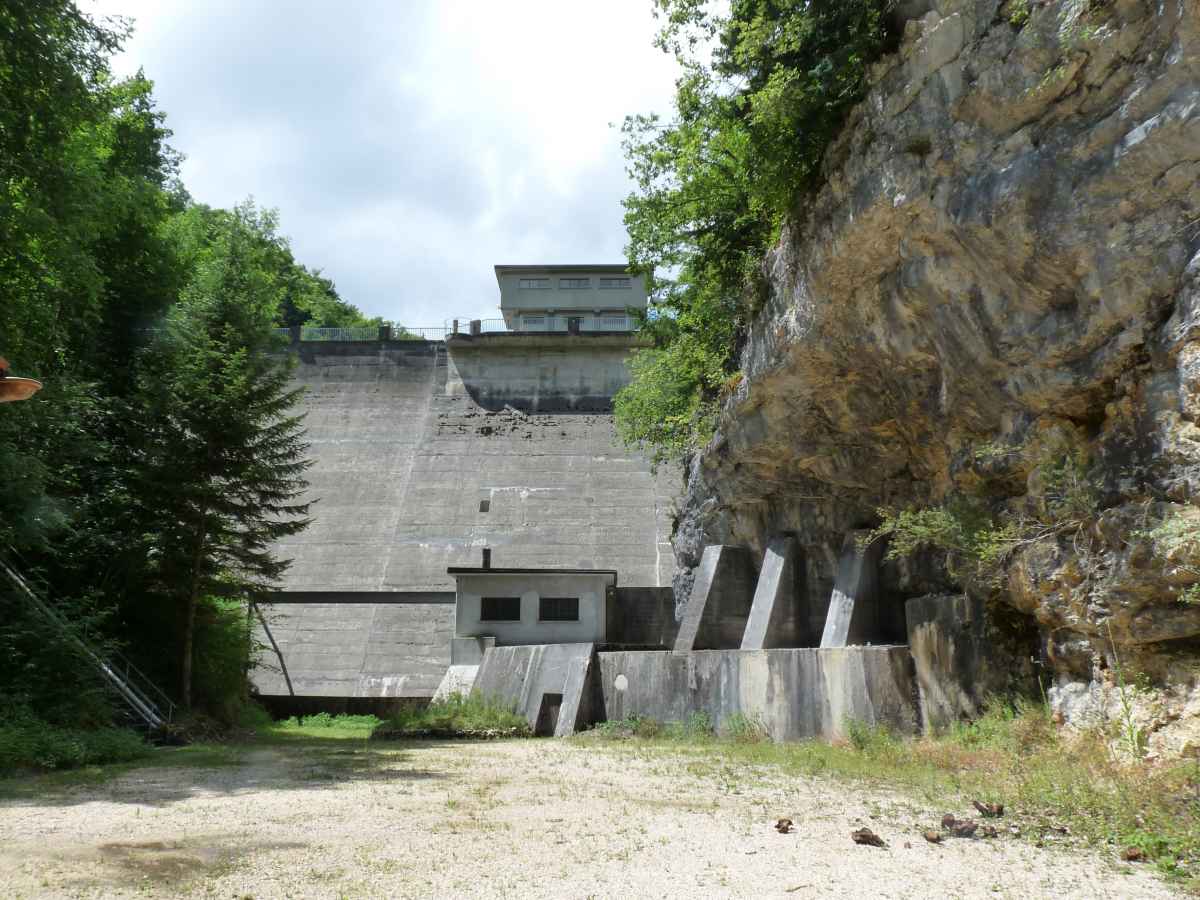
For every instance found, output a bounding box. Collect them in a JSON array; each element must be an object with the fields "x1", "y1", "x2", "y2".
[{"x1": 0, "y1": 553, "x2": 176, "y2": 730}]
